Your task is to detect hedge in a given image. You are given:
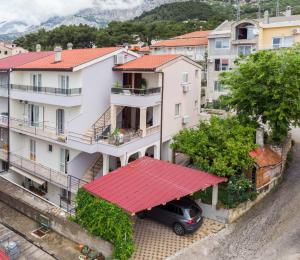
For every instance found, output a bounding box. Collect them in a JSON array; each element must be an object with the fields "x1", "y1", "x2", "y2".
[{"x1": 74, "y1": 189, "x2": 134, "y2": 259}]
